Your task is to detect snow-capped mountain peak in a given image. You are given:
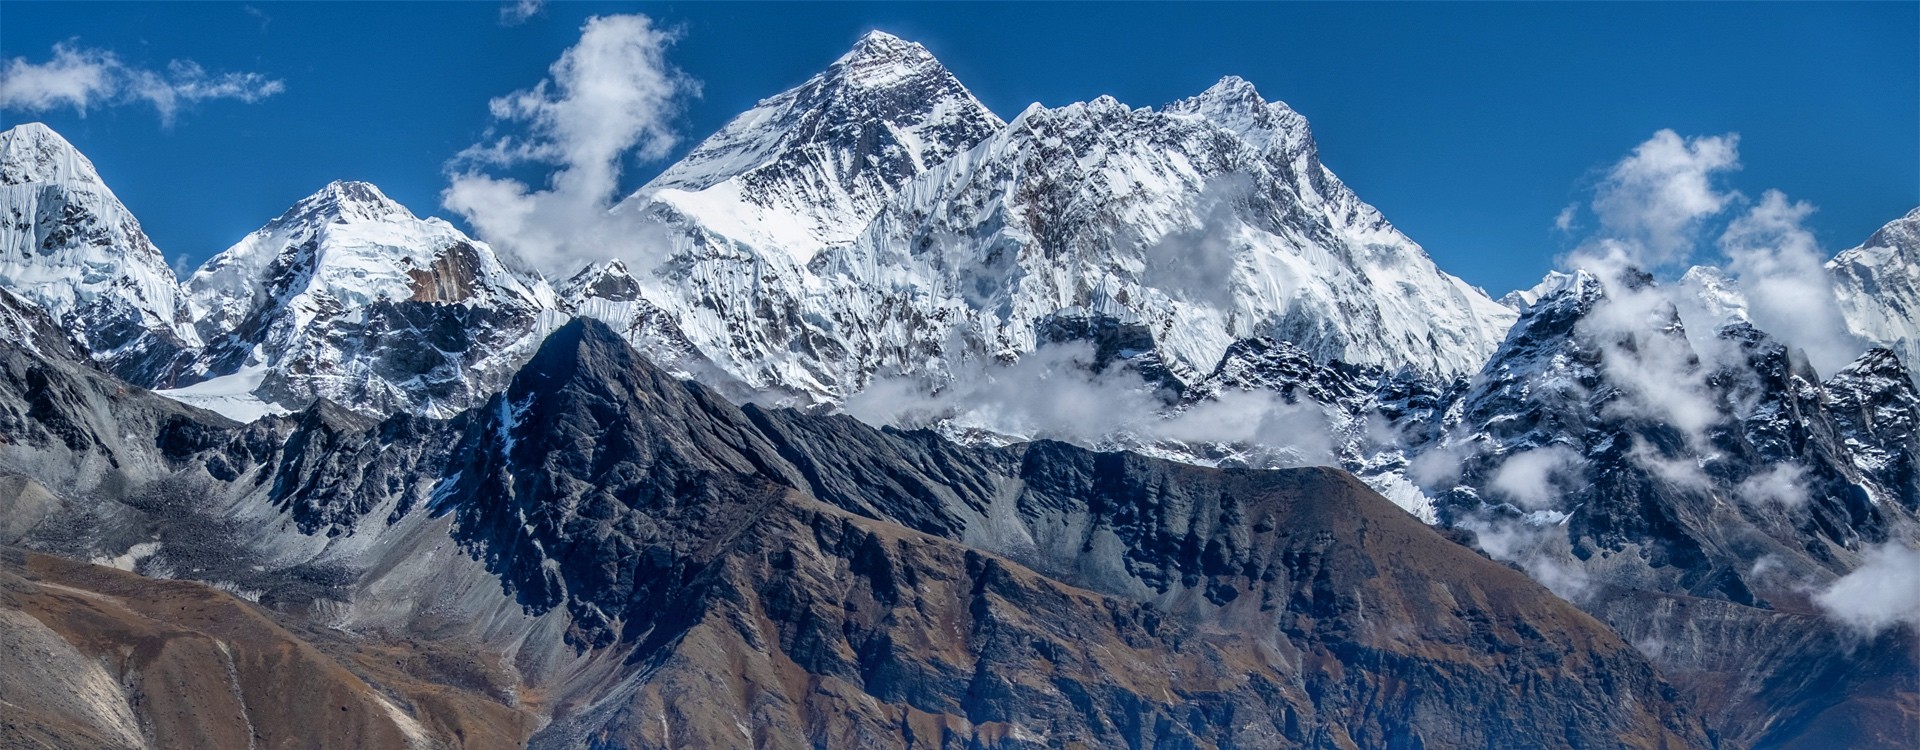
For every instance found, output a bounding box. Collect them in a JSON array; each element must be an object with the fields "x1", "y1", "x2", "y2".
[
  {"x1": 622, "y1": 30, "x2": 1005, "y2": 264},
  {"x1": 0, "y1": 122, "x2": 104, "y2": 187},
  {"x1": 1825, "y1": 206, "x2": 1919, "y2": 380},
  {"x1": 833, "y1": 29, "x2": 946, "y2": 90},
  {"x1": 567, "y1": 37, "x2": 1519, "y2": 406},
  {"x1": 173, "y1": 180, "x2": 558, "y2": 418},
  {"x1": 189, "y1": 180, "x2": 548, "y2": 325},
  {"x1": 269, "y1": 179, "x2": 416, "y2": 227},
  {"x1": 0, "y1": 122, "x2": 199, "y2": 382},
  {"x1": 1164, "y1": 75, "x2": 1313, "y2": 156},
  {"x1": 1862, "y1": 206, "x2": 1920, "y2": 251}
]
